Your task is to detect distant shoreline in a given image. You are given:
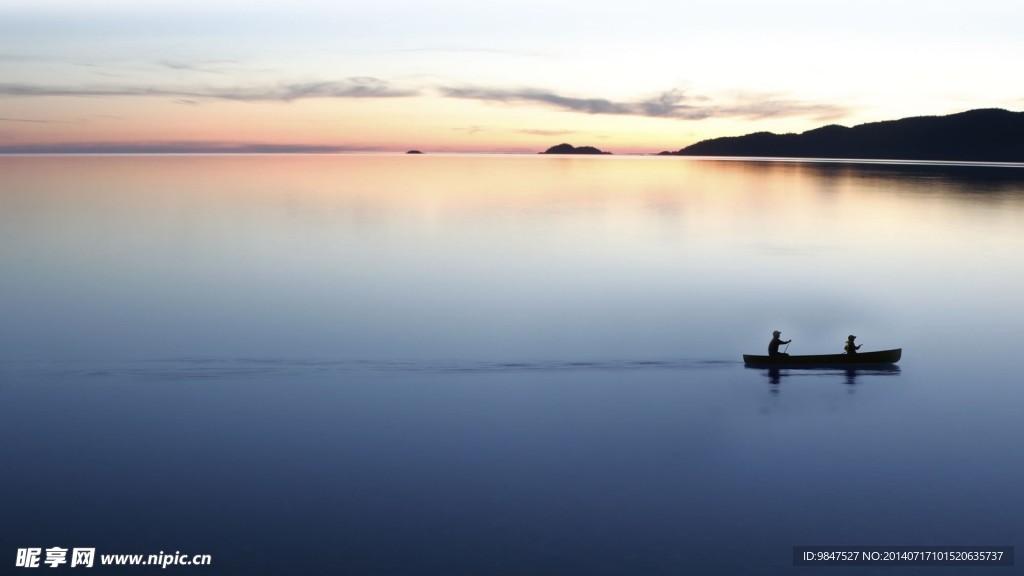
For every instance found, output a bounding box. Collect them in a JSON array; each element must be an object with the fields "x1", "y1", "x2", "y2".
[
  {"x1": 3, "y1": 108, "x2": 1023, "y2": 162},
  {"x1": 3, "y1": 151, "x2": 1024, "y2": 168},
  {"x1": 660, "y1": 108, "x2": 1024, "y2": 163}
]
